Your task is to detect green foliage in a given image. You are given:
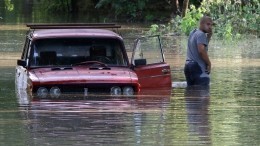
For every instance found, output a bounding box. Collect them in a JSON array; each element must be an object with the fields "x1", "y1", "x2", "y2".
[
  {"x1": 145, "y1": 14, "x2": 154, "y2": 22},
  {"x1": 96, "y1": 0, "x2": 148, "y2": 19},
  {"x1": 149, "y1": 0, "x2": 259, "y2": 41},
  {"x1": 147, "y1": 5, "x2": 205, "y2": 36},
  {"x1": 180, "y1": 5, "x2": 205, "y2": 35},
  {"x1": 148, "y1": 24, "x2": 159, "y2": 35},
  {"x1": 147, "y1": 14, "x2": 184, "y2": 35},
  {"x1": 223, "y1": 23, "x2": 233, "y2": 41},
  {"x1": 169, "y1": 15, "x2": 182, "y2": 34},
  {"x1": 4, "y1": 0, "x2": 14, "y2": 11},
  {"x1": 43, "y1": 0, "x2": 71, "y2": 13},
  {"x1": 202, "y1": 0, "x2": 259, "y2": 40}
]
